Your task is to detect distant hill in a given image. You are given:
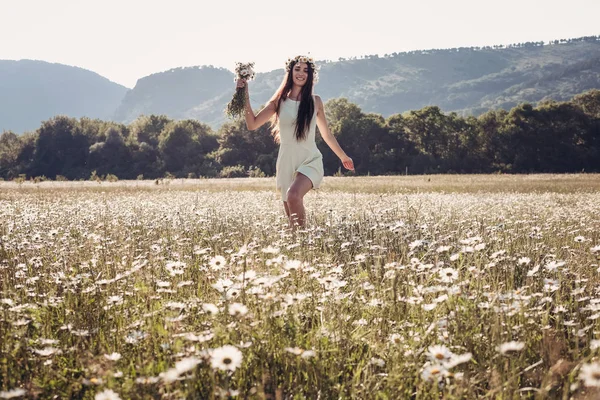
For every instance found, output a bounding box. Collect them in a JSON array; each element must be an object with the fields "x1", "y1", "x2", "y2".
[
  {"x1": 0, "y1": 60, "x2": 128, "y2": 133},
  {"x1": 114, "y1": 37, "x2": 600, "y2": 128},
  {"x1": 2, "y1": 36, "x2": 600, "y2": 133},
  {"x1": 113, "y1": 66, "x2": 234, "y2": 127}
]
